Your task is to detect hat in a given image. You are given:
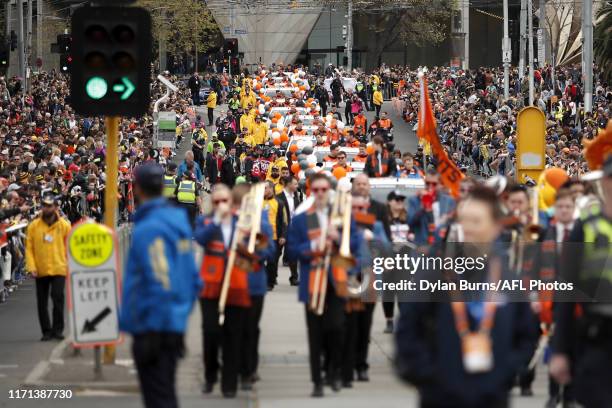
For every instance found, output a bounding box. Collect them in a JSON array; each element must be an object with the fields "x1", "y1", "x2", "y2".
[
  {"x1": 133, "y1": 163, "x2": 164, "y2": 192},
  {"x1": 7, "y1": 183, "x2": 20, "y2": 192},
  {"x1": 1, "y1": 149, "x2": 8, "y2": 155},
  {"x1": 41, "y1": 193, "x2": 56, "y2": 205},
  {"x1": 387, "y1": 190, "x2": 406, "y2": 201}
]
